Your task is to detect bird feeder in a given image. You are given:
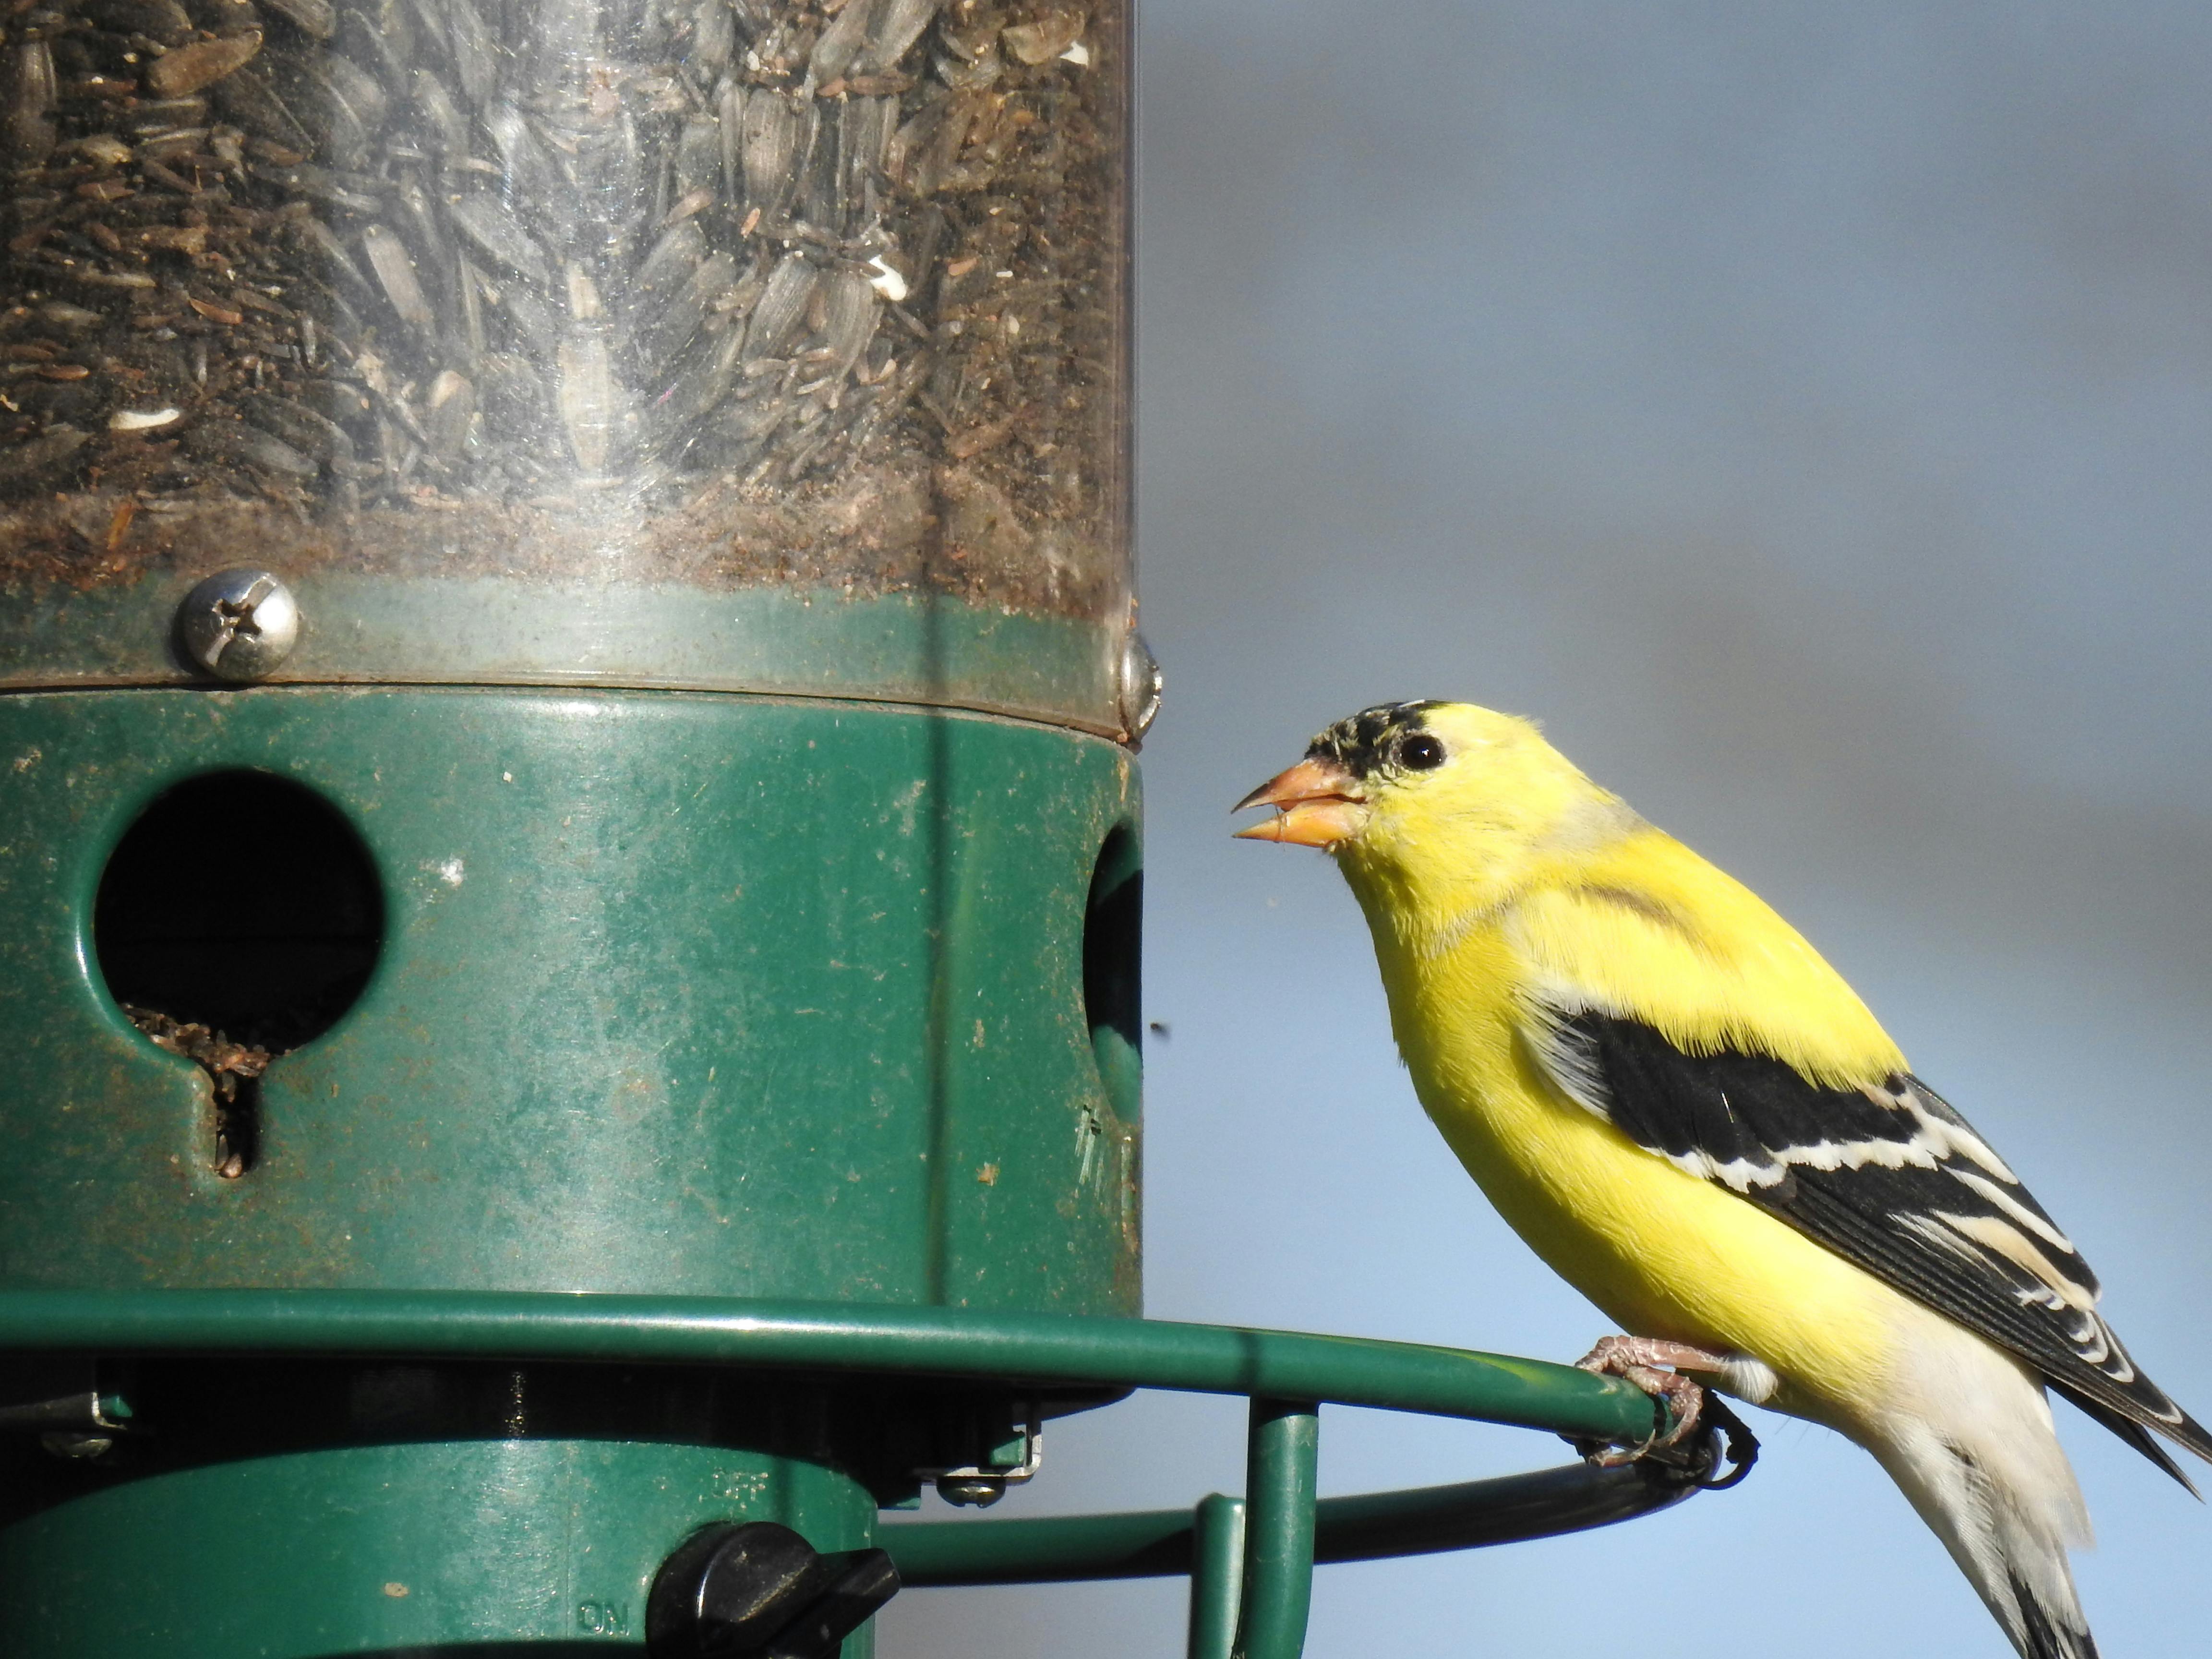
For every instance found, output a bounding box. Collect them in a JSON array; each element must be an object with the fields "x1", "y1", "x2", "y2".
[{"x1": 0, "y1": 1, "x2": 1733, "y2": 1654}]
